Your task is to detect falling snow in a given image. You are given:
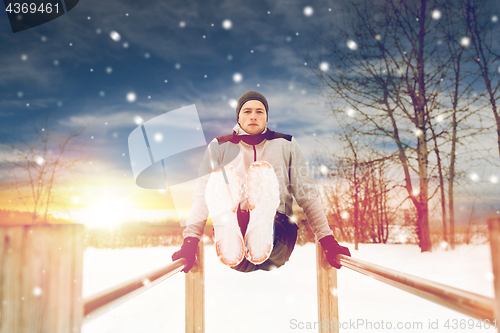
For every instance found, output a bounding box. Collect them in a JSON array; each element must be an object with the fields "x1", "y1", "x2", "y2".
[
  {"x1": 346, "y1": 108, "x2": 355, "y2": 117},
  {"x1": 179, "y1": 21, "x2": 186, "y2": 28},
  {"x1": 34, "y1": 156, "x2": 44, "y2": 165},
  {"x1": 110, "y1": 31, "x2": 121, "y2": 42},
  {"x1": 21, "y1": 54, "x2": 28, "y2": 61},
  {"x1": 436, "y1": 114, "x2": 444, "y2": 122},
  {"x1": 133, "y1": 116, "x2": 143, "y2": 125},
  {"x1": 228, "y1": 99, "x2": 237, "y2": 108},
  {"x1": 126, "y1": 92, "x2": 137, "y2": 103},
  {"x1": 303, "y1": 6, "x2": 314, "y2": 17},
  {"x1": 154, "y1": 133, "x2": 163, "y2": 142},
  {"x1": 233, "y1": 73, "x2": 243, "y2": 83},
  {"x1": 106, "y1": 67, "x2": 112, "y2": 74},
  {"x1": 347, "y1": 40, "x2": 358, "y2": 50},
  {"x1": 460, "y1": 37, "x2": 470, "y2": 47},
  {"x1": 431, "y1": 9, "x2": 442, "y2": 20},
  {"x1": 319, "y1": 62, "x2": 329, "y2": 72},
  {"x1": 470, "y1": 172, "x2": 480, "y2": 182},
  {"x1": 222, "y1": 19, "x2": 232, "y2": 30},
  {"x1": 489, "y1": 175, "x2": 498, "y2": 184}
]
